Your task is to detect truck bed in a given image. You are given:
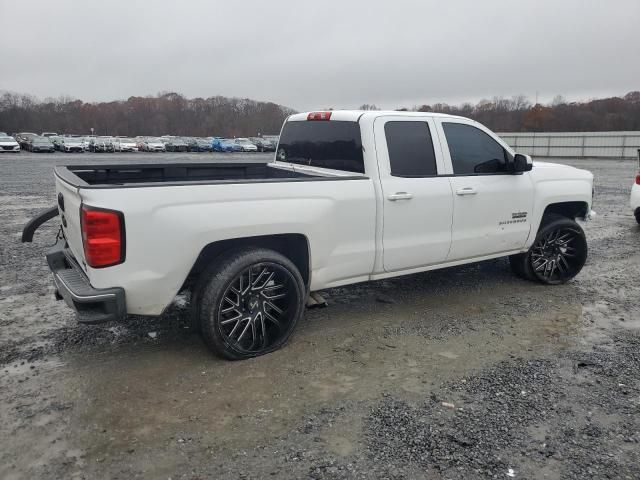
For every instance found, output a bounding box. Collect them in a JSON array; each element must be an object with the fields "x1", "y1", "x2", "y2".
[{"x1": 54, "y1": 162, "x2": 356, "y2": 188}]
